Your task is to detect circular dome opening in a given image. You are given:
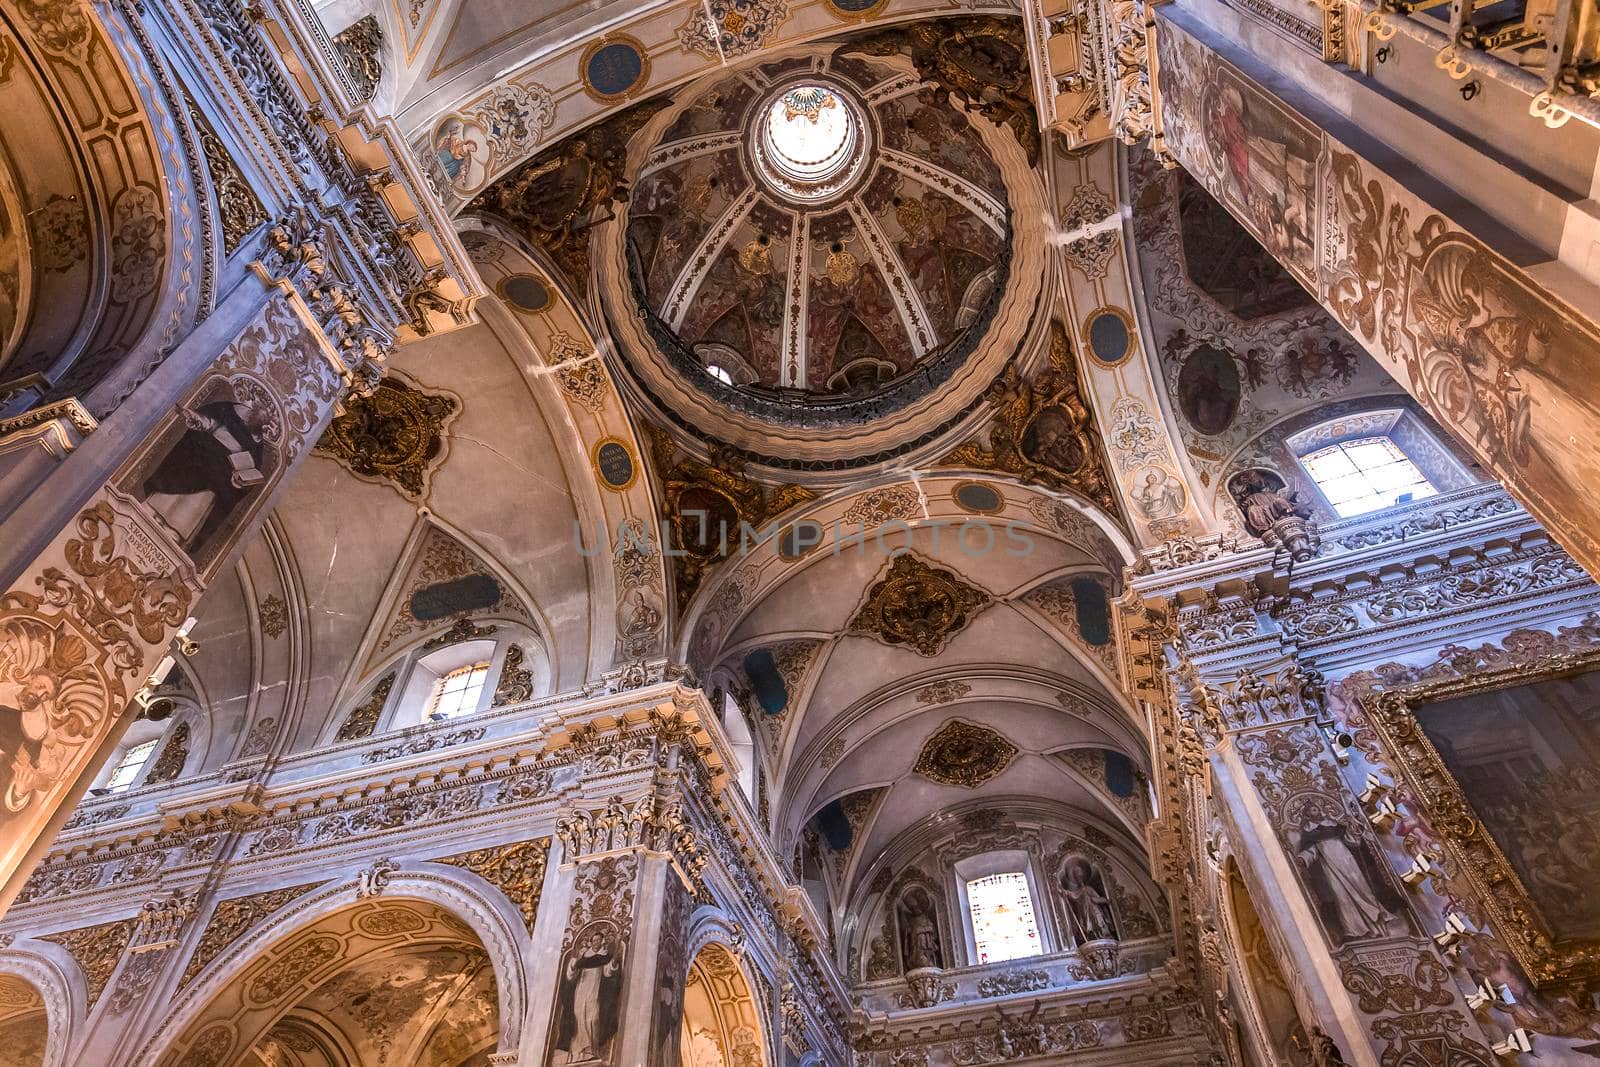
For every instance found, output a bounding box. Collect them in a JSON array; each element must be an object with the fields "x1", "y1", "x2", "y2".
[
  {"x1": 763, "y1": 87, "x2": 854, "y2": 182},
  {"x1": 751, "y1": 80, "x2": 871, "y2": 203}
]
